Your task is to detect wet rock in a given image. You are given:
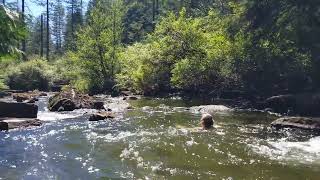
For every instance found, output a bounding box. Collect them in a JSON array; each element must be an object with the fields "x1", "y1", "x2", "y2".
[
  {"x1": 0, "y1": 122, "x2": 9, "y2": 131},
  {"x1": 120, "y1": 91, "x2": 133, "y2": 96},
  {"x1": 0, "y1": 118, "x2": 42, "y2": 131},
  {"x1": 0, "y1": 91, "x2": 11, "y2": 98},
  {"x1": 24, "y1": 98, "x2": 36, "y2": 104},
  {"x1": 48, "y1": 90, "x2": 105, "y2": 112},
  {"x1": 123, "y1": 96, "x2": 138, "y2": 100},
  {"x1": 0, "y1": 101, "x2": 38, "y2": 118},
  {"x1": 48, "y1": 98, "x2": 76, "y2": 112},
  {"x1": 89, "y1": 112, "x2": 115, "y2": 121},
  {"x1": 271, "y1": 117, "x2": 320, "y2": 131},
  {"x1": 13, "y1": 94, "x2": 30, "y2": 102},
  {"x1": 12, "y1": 90, "x2": 46, "y2": 103},
  {"x1": 264, "y1": 93, "x2": 320, "y2": 116},
  {"x1": 40, "y1": 92, "x2": 47, "y2": 96},
  {"x1": 93, "y1": 101, "x2": 105, "y2": 110}
]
